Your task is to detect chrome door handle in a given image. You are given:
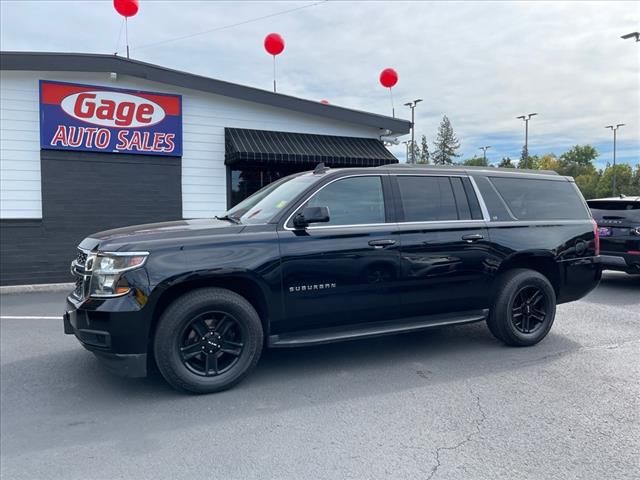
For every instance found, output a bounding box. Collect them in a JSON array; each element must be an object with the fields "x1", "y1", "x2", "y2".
[
  {"x1": 462, "y1": 234, "x2": 484, "y2": 243},
  {"x1": 368, "y1": 239, "x2": 396, "y2": 248}
]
